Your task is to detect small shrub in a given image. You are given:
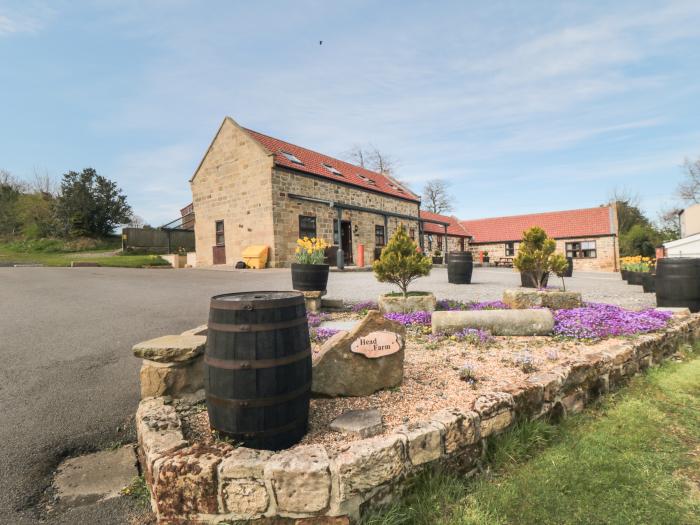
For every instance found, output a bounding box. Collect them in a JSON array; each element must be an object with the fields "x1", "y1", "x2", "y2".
[
  {"x1": 513, "y1": 227, "x2": 569, "y2": 289},
  {"x1": 373, "y1": 225, "x2": 432, "y2": 297}
]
